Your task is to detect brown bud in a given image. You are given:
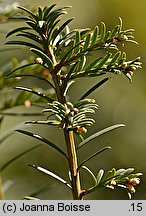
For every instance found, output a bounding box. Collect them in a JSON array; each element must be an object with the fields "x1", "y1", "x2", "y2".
[
  {"x1": 120, "y1": 62, "x2": 127, "y2": 69},
  {"x1": 127, "y1": 178, "x2": 140, "y2": 185},
  {"x1": 125, "y1": 183, "x2": 136, "y2": 193},
  {"x1": 24, "y1": 100, "x2": 31, "y2": 108},
  {"x1": 72, "y1": 108, "x2": 79, "y2": 113},
  {"x1": 42, "y1": 70, "x2": 50, "y2": 77},
  {"x1": 76, "y1": 127, "x2": 87, "y2": 133}
]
